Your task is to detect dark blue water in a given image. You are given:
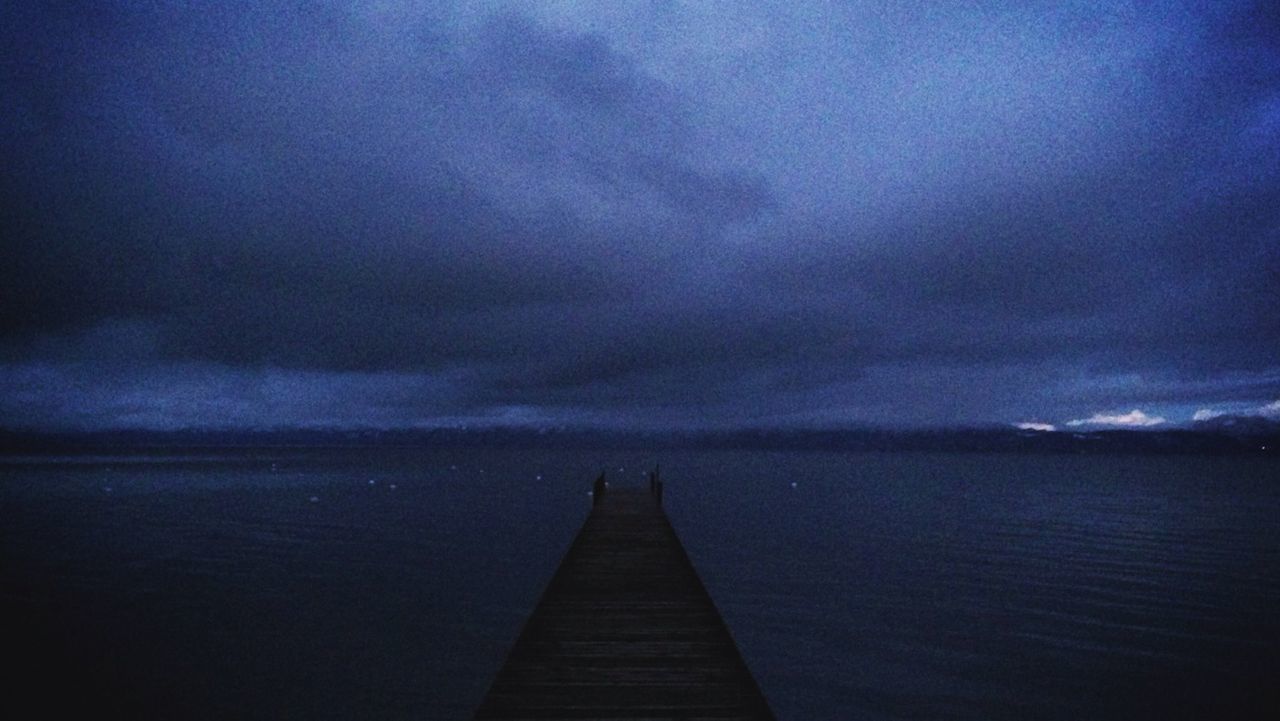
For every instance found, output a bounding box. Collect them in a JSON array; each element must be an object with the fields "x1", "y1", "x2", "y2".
[{"x1": 3, "y1": 449, "x2": 1277, "y2": 719}]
